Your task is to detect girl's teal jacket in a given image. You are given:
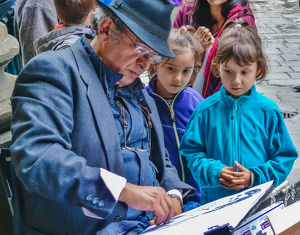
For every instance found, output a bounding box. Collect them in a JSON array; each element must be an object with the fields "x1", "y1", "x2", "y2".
[{"x1": 179, "y1": 85, "x2": 298, "y2": 205}]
